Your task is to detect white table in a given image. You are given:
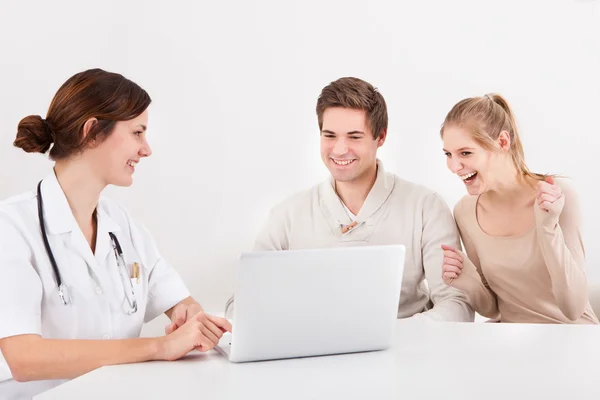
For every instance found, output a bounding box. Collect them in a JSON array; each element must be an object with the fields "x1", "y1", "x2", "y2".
[{"x1": 34, "y1": 319, "x2": 600, "y2": 400}]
